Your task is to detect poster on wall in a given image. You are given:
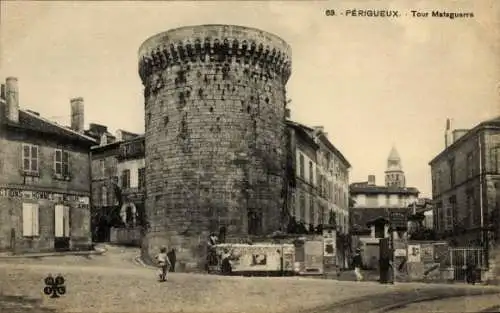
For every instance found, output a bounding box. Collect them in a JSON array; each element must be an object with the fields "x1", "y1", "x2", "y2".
[
  {"x1": 394, "y1": 248, "x2": 406, "y2": 257},
  {"x1": 323, "y1": 239, "x2": 335, "y2": 257},
  {"x1": 407, "y1": 244, "x2": 421, "y2": 263},
  {"x1": 323, "y1": 228, "x2": 337, "y2": 258},
  {"x1": 251, "y1": 254, "x2": 267, "y2": 266},
  {"x1": 420, "y1": 244, "x2": 434, "y2": 263},
  {"x1": 305, "y1": 240, "x2": 324, "y2": 274}
]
